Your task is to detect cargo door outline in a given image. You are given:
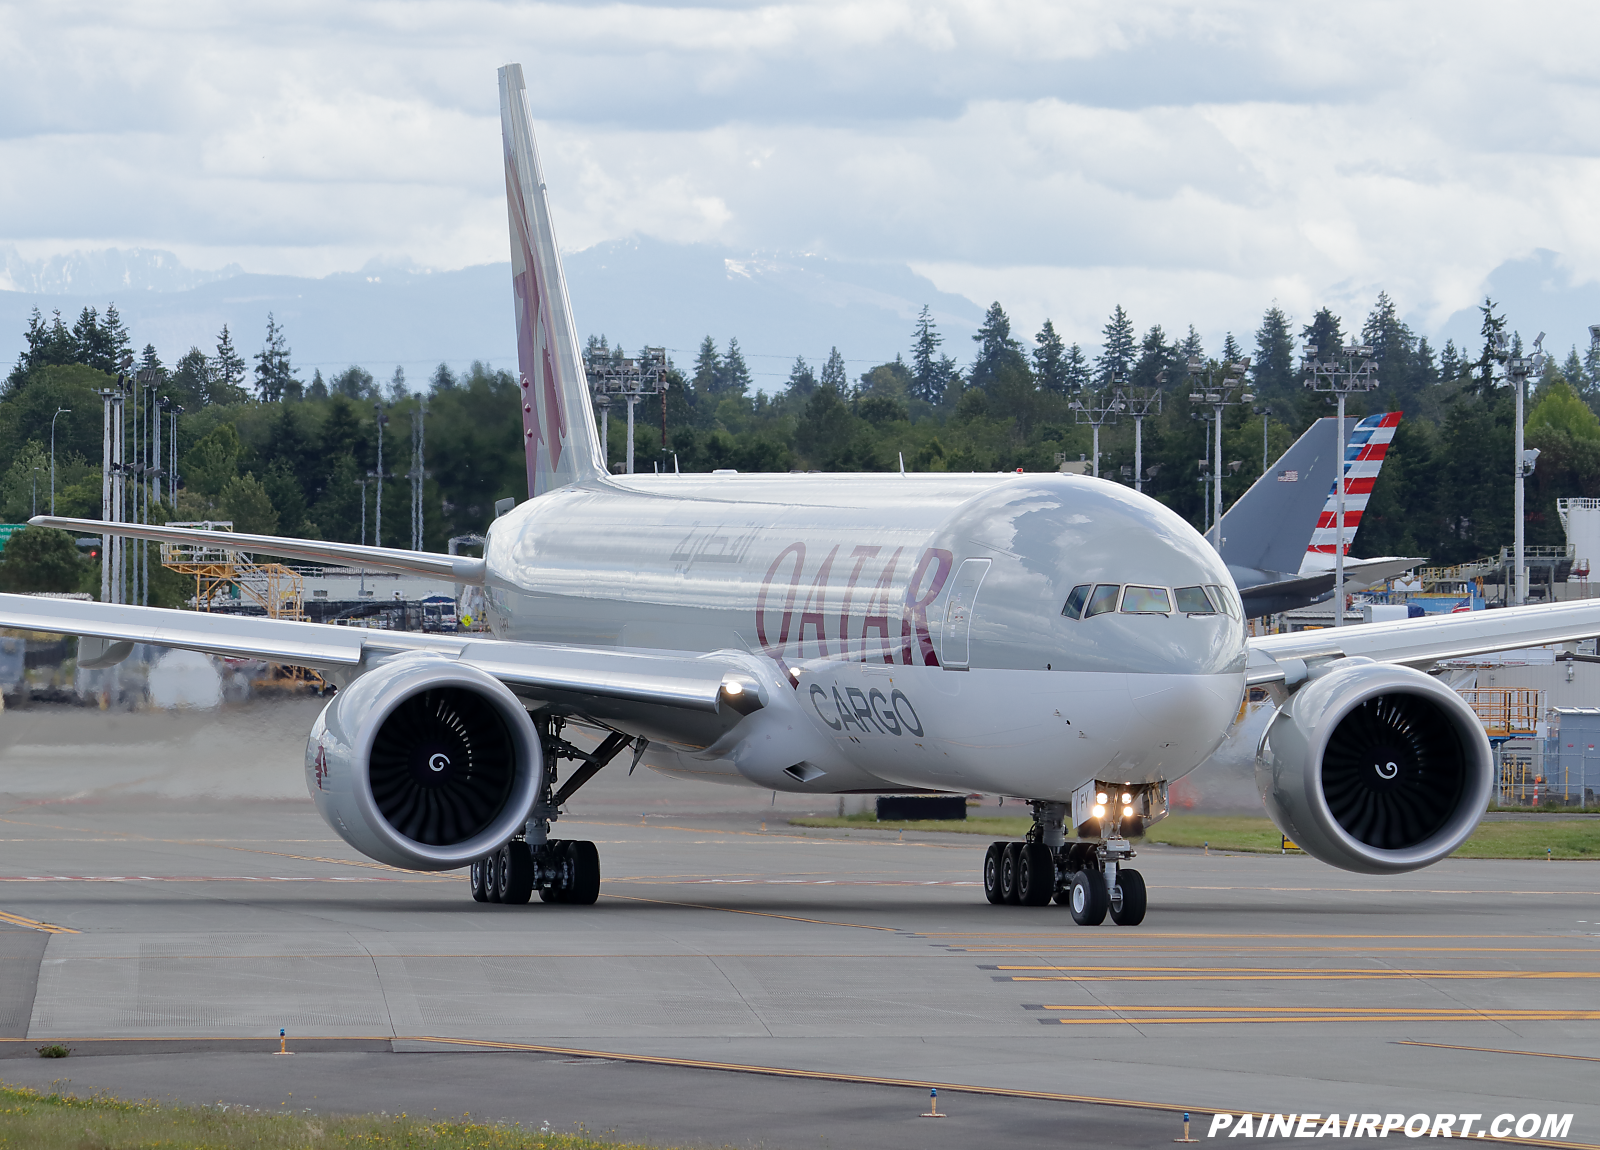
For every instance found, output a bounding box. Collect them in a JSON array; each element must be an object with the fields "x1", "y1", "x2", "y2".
[{"x1": 942, "y1": 558, "x2": 990, "y2": 670}]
